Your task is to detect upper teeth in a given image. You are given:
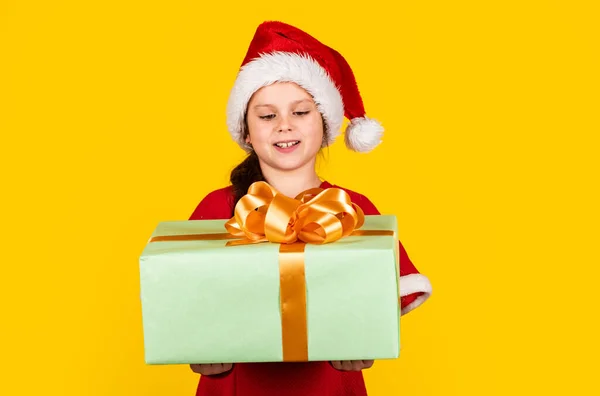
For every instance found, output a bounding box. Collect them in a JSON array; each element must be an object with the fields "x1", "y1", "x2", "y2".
[{"x1": 276, "y1": 141, "x2": 299, "y2": 148}]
